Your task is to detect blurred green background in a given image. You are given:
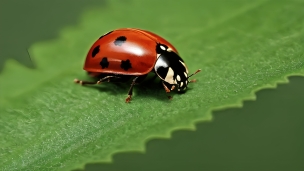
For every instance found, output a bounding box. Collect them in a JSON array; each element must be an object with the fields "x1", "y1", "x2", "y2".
[{"x1": 1, "y1": 1, "x2": 303, "y2": 171}]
